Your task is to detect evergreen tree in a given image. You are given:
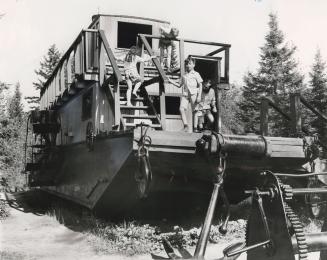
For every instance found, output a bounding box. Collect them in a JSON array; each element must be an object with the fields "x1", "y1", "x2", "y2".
[
  {"x1": 25, "y1": 44, "x2": 61, "y2": 109},
  {"x1": 8, "y1": 82, "x2": 24, "y2": 122},
  {"x1": 309, "y1": 49, "x2": 327, "y2": 154},
  {"x1": 239, "y1": 13, "x2": 304, "y2": 135},
  {"x1": 0, "y1": 82, "x2": 9, "y2": 119}
]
